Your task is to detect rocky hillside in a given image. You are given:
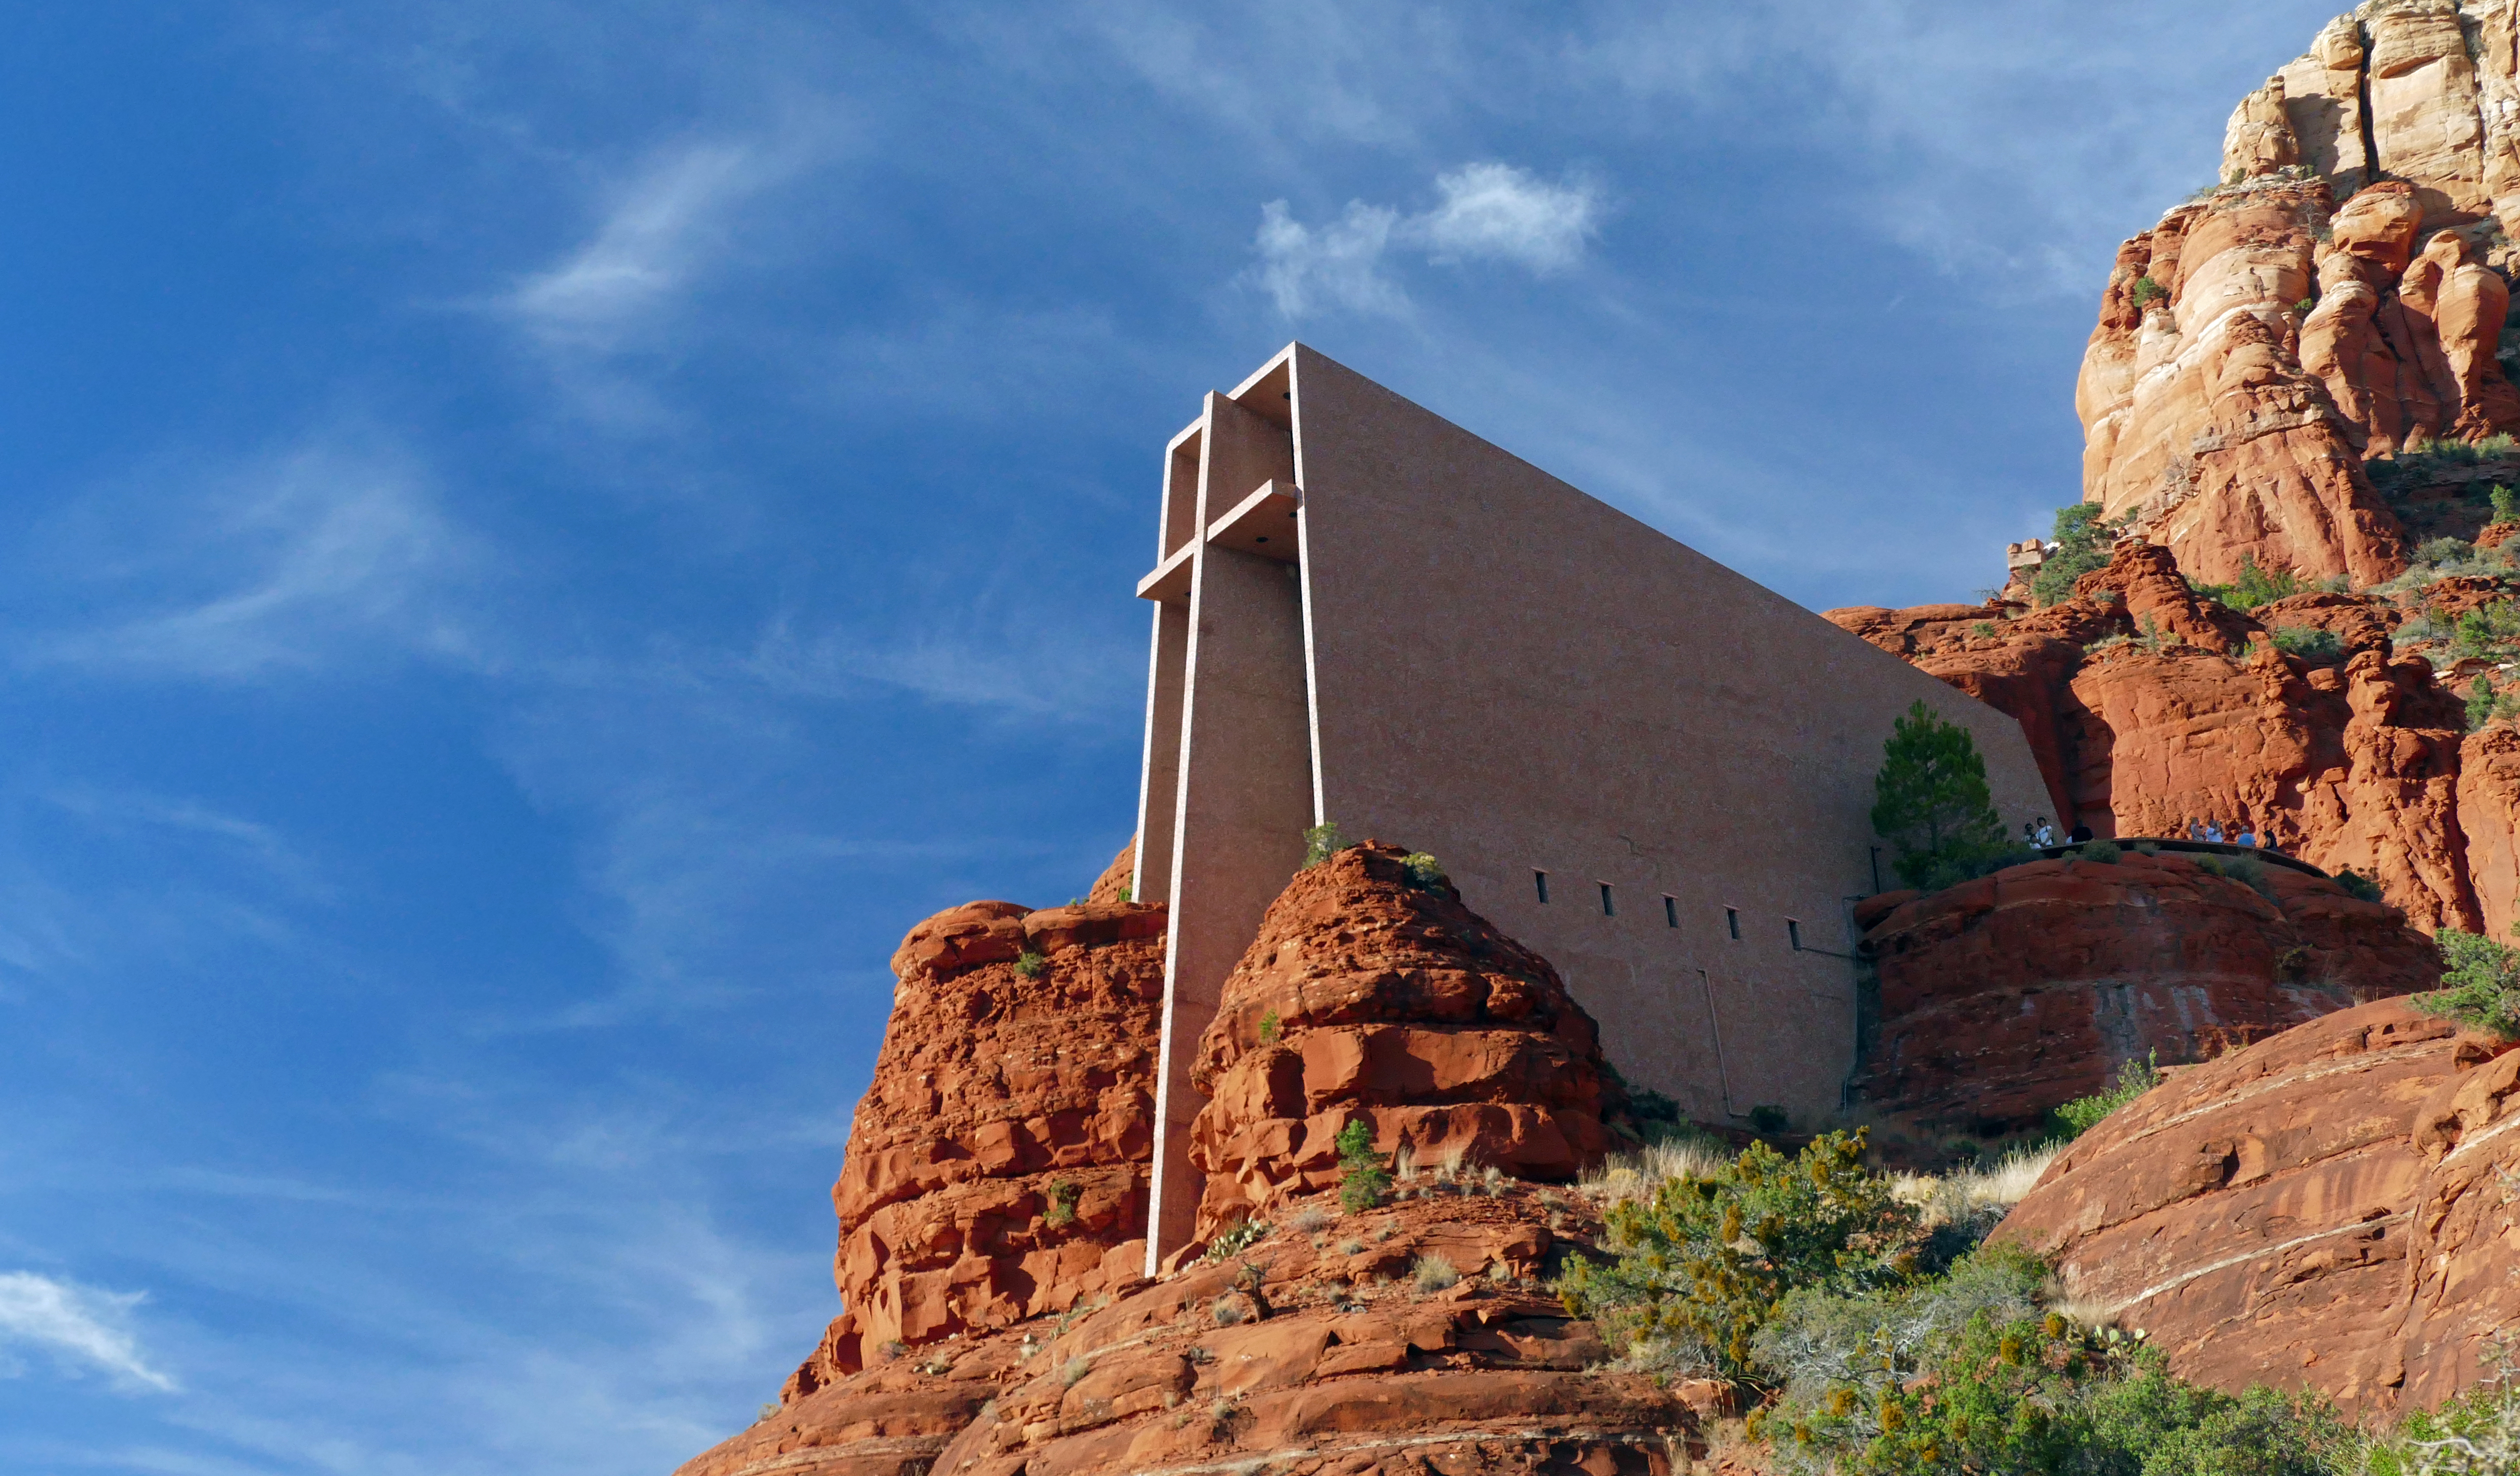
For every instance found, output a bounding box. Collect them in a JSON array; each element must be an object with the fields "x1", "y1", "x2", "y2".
[
  {"x1": 673, "y1": 851, "x2": 1717, "y2": 1476},
  {"x1": 1827, "y1": 538, "x2": 2520, "y2": 931}
]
